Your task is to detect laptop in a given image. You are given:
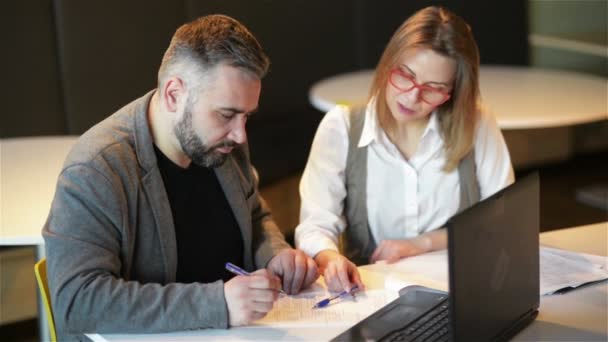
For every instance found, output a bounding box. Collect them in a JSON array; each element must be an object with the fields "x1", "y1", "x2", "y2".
[{"x1": 332, "y1": 172, "x2": 540, "y2": 342}]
